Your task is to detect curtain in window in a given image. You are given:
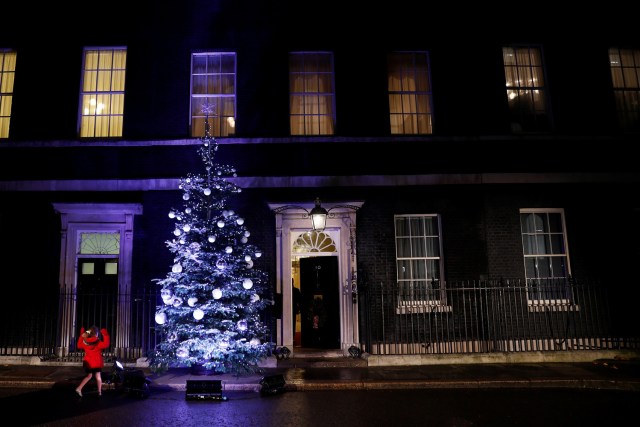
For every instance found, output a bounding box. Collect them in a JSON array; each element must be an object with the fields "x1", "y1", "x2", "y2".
[
  {"x1": 80, "y1": 48, "x2": 126, "y2": 138},
  {"x1": 191, "y1": 52, "x2": 236, "y2": 137},
  {"x1": 289, "y1": 52, "x2": 335, "y2": 135},
  {"x1": 388, "y1": 52, "x2": 433, "y2": 135}
]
